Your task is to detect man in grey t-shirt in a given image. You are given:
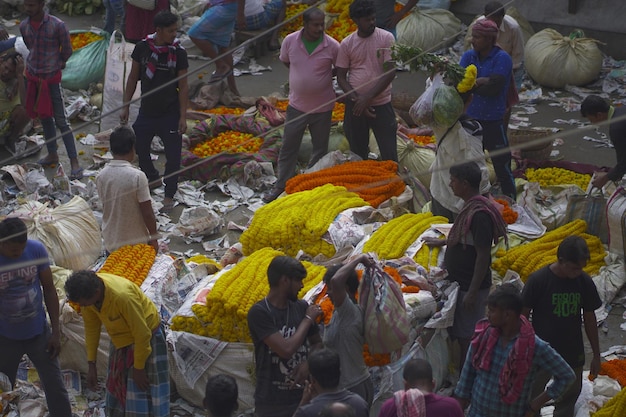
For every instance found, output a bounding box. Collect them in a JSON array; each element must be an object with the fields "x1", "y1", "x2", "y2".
[{"x1": 293, "y1": 348, "x2": 368, "y2": 417}]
